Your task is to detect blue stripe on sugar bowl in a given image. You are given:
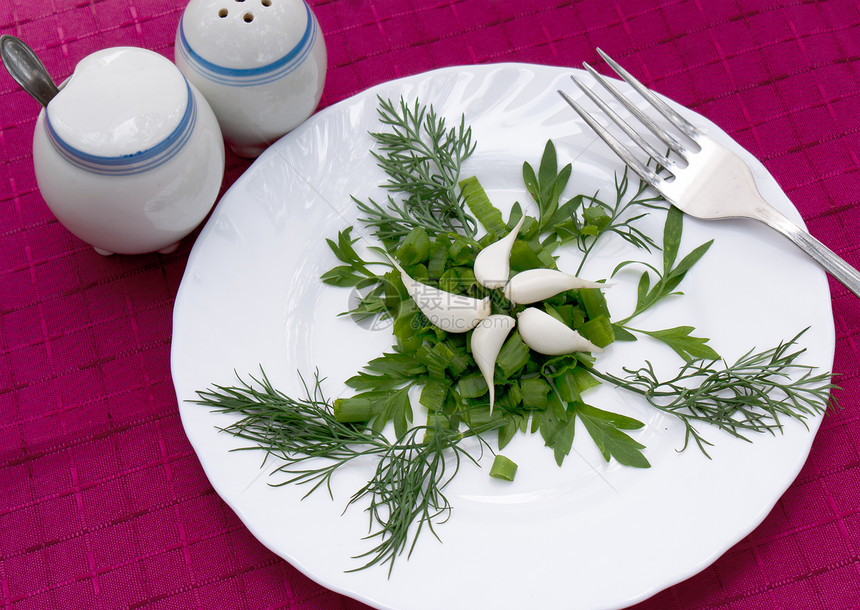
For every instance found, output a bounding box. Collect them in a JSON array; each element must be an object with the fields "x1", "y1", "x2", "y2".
[
  {"x1": 176, "y1": 2, "x2": 316, "y2": 87},
  {"x1": 44, "y1": 81, "x2": 198, "y2": 177}
]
